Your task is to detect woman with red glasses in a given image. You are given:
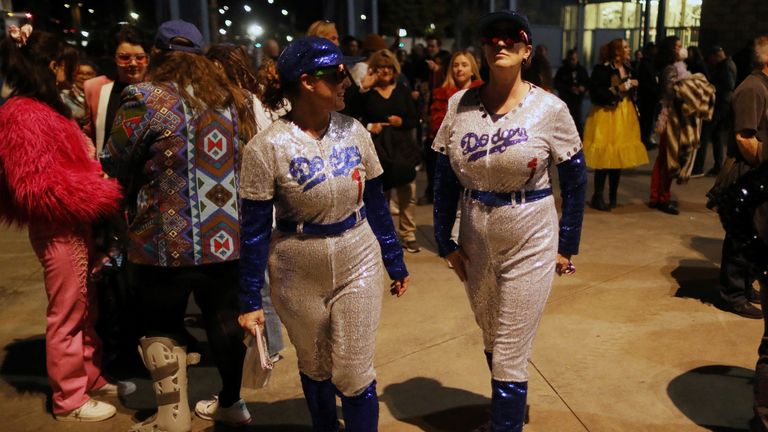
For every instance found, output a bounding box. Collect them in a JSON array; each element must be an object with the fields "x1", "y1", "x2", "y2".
[
  {"x1": 433, "y1": 11, "x2": 586, "y2": 431},
  {"x1": 238, "y1": 37, "x2": 409, "y2": 432},
  {"x1": 81, "y1": 25, "x2": 150, "y2": 378}
]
